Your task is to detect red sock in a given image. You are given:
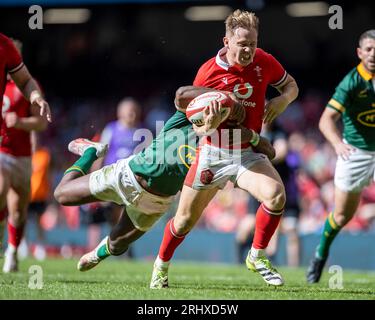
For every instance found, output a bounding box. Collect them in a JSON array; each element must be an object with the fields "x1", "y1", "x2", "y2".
[
  {"x1": 7, "y1": 222, "x2": 25, "y2": 248},
  {"x1": 0, "y1": 208, "x2": 7, "y2": 223},
  {"x1": 158, "y1": 219, "x2": 187, "y2": 262},
  {"x1": 253, "y1": 203, "x2": 283, "y2": 249}
]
